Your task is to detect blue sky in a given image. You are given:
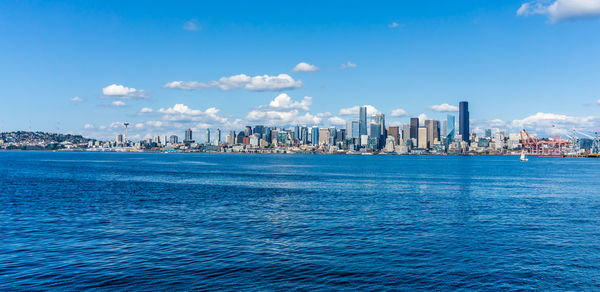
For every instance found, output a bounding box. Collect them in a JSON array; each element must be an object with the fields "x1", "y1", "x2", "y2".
[{"x1": 1, "y1": 0, "x2": 599, "y2": 140}]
